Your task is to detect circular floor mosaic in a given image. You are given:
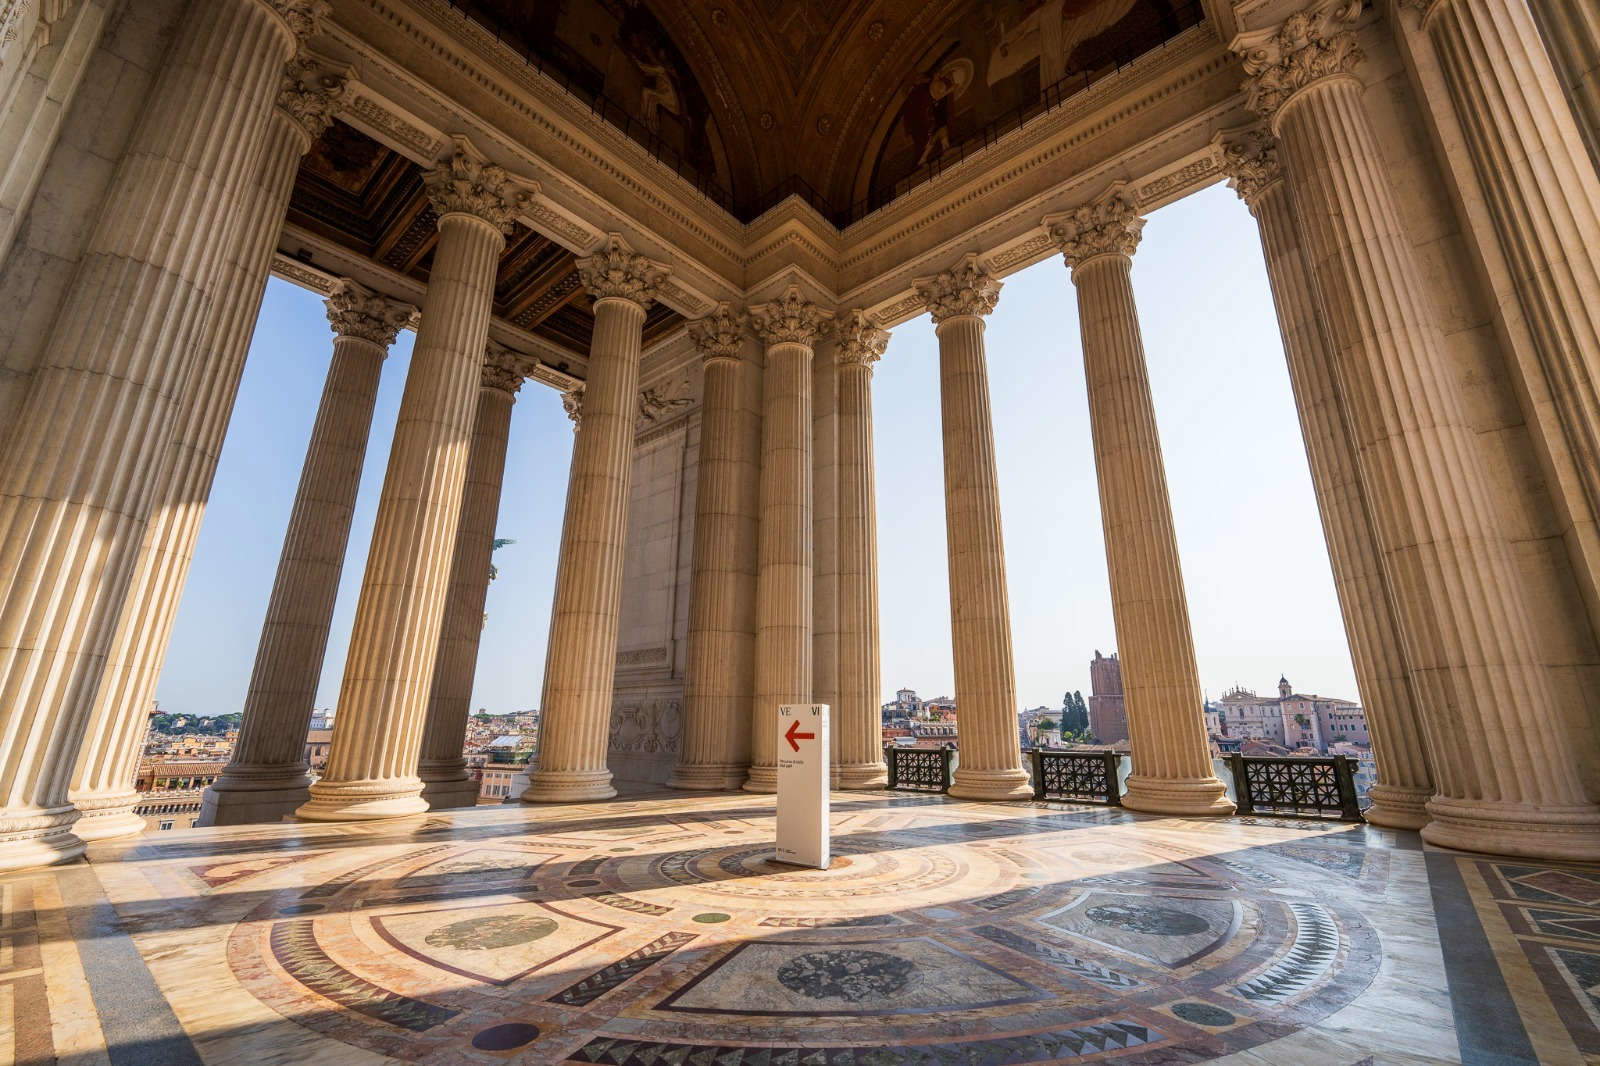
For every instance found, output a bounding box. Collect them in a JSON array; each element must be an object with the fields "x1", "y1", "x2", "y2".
[{"x1": 225, "y1": 797, "x2": 1382, "y2": 1063}]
